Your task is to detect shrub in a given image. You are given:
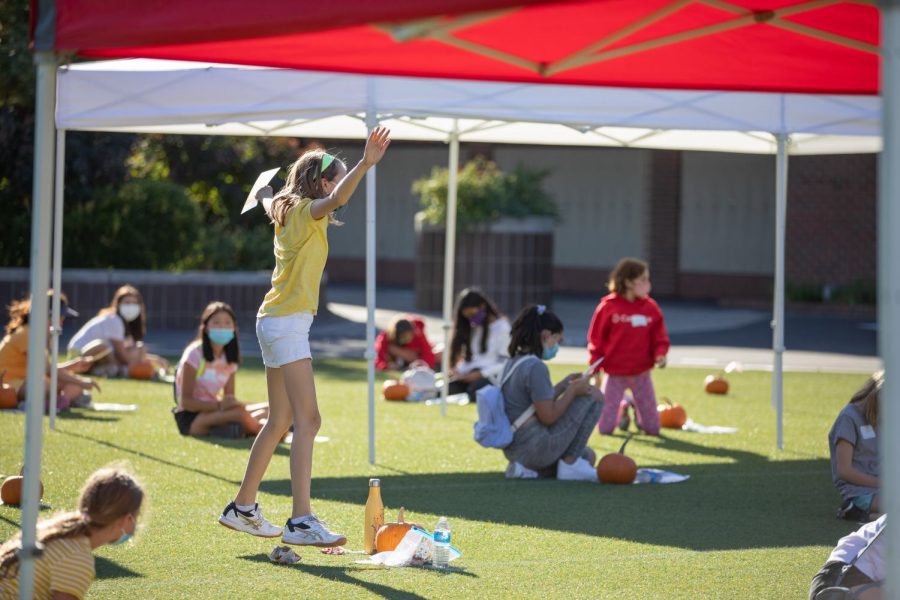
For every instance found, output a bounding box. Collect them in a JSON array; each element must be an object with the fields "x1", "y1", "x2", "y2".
[{"x1": 413, "y1": 157, "x2": 557, "y2": 228}]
